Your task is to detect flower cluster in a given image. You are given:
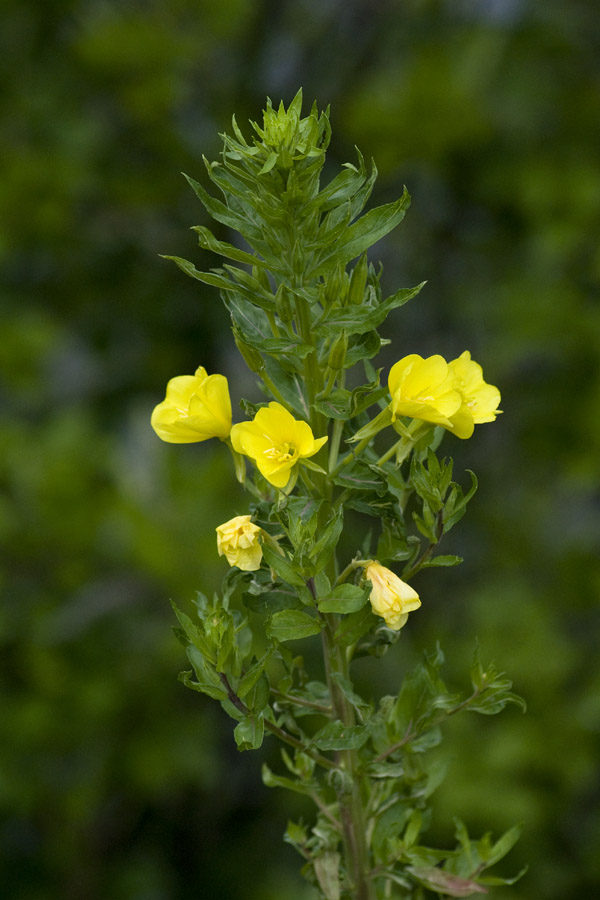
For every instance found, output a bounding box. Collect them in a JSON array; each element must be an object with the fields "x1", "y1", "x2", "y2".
[{"x1": 150, "y1": 352, "x2": 498, "y2": 622}]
